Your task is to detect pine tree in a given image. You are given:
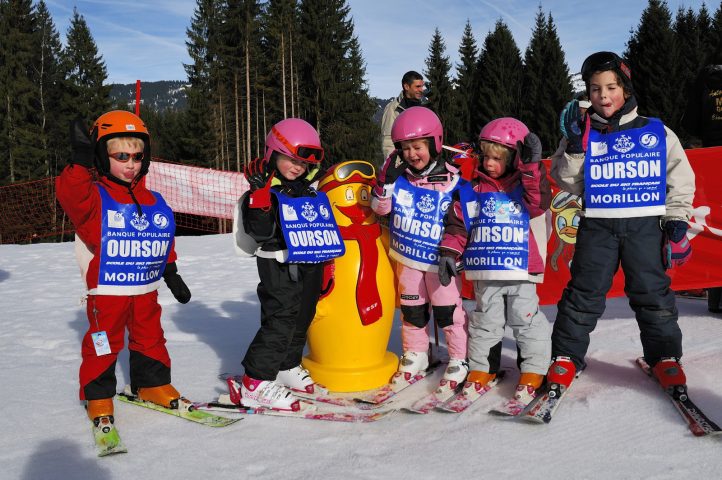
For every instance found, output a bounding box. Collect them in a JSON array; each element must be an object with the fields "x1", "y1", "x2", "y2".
[
  {"x1": 625, "y1": 0, "x2": 676, "y2": 122},
  {"x1": 183, "y1": 0, "x2": 222, "y2": 167},
  {"x1": 261, "y1": 0, "x2": 299, "y2": 125},
  {"x1": 0, "y1": 0, "x2": 44, "y2": 184},
  {"x1": 223, "y1": 0, "x2": 263, "y2": 170},
  {"x1": 709, "y1": 2, "x2": 722, "y2": 64},
  {"x1": 696, "y1": 3, "x2": 714, "y2": 65},
  {"x1": 521, "y1": 9, "x2": 547, "y2": 144},
  {"x1": 34, "y1": 0, "x2": 68, "y2": 176},
  {"x1": 425, "y1": 28, "x2": 457, "y2": 146},
  {"x1": 454, "y1": 20, "x2": 479, "y2": 143},
  {"x1": 472, "y1": 20, "x2": 523, "y2": 130},
  {"x1": 60, "y1": 8, "x2": 111, "y2": 124},
  {"x1": 673, "y1": 7, "x2": 704, "y2": 135},
  {"x1": 297, "y1": 0, "x2": 378, "y2": 165}
]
